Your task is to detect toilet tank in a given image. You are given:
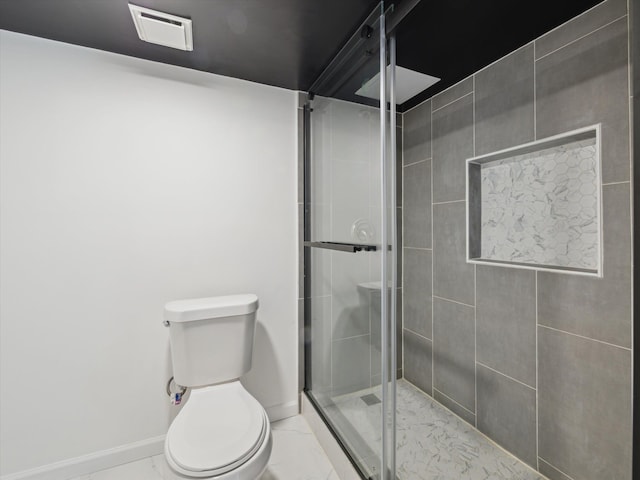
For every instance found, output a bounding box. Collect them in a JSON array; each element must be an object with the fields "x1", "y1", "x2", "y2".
[{"x1": 164, "y1": 294, "x2": 259, "y2": 388}]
